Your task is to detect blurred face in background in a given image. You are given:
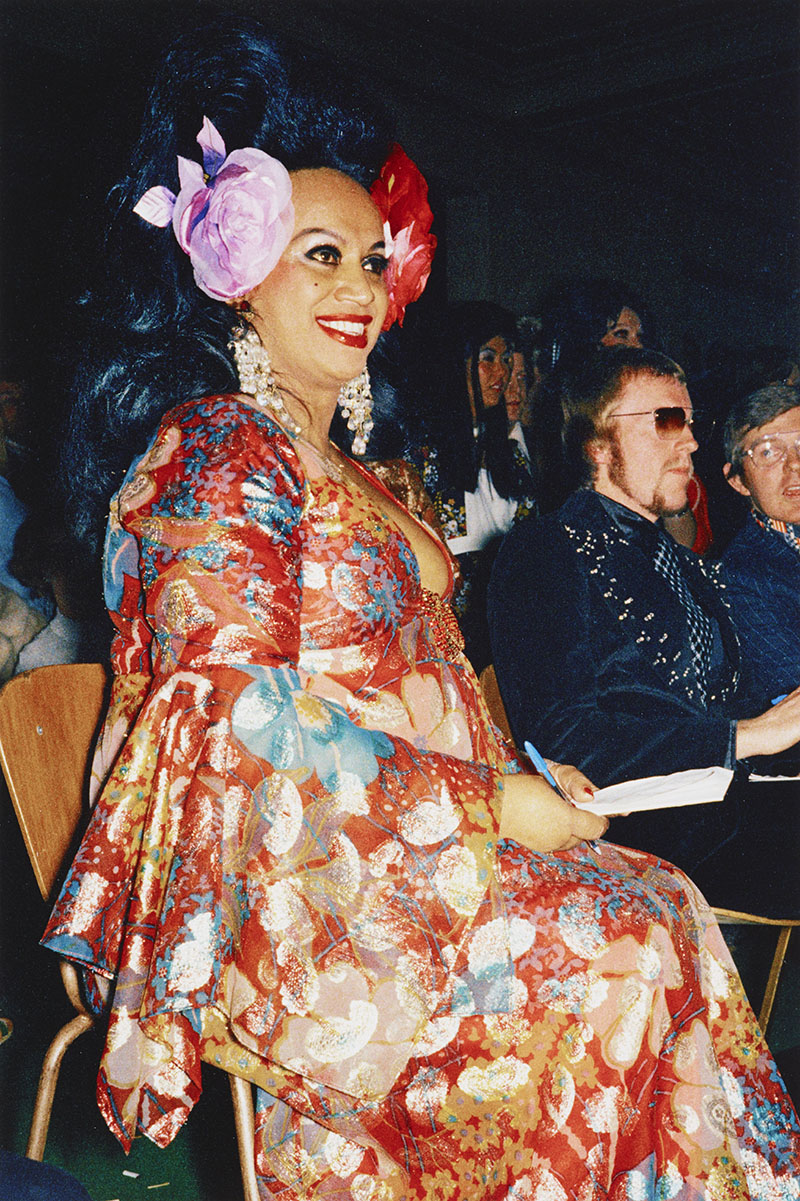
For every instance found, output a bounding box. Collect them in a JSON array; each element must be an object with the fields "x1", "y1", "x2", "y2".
[
  {"x1": 600, "y1": 307, "x2": 644, "y2": 349},
  {"x1": 504, "y1": 352, "x2": 527, "y2": 425},
  {"x1": 466, "y1": 335, "x2": 513, "y2": 418}
]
